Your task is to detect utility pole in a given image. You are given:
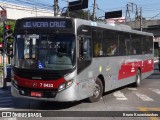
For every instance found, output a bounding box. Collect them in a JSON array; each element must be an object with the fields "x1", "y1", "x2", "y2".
[
  {"x1": 92, "y1": 0, "x2": 96, "y2": 21},
  {"x1": 88, "y1": 10, "x2": 90, "y2": 20},
  {"x1": 140, "y1": 7, "x2": 142, "y2": 31},
  {"x1": 66, "y1": 0, "x2": 69, "y2": 17},
  {"x1": 35, "y1": 6, "x2": 37, "y2": 16},
  {"x1": 126, "y1": 4, "x2": 131, "y2": 22},
  {"x1": 135, "y1": 5, "x2": 138, "y2": 21},
  {"x1": 54, "y1": 0, "x2": 58, "y2": 16},
  {"x1": 2, "y1": 22, "x2": 7, "y2": 88},
  {"x1": 125, "y1": 2, "x2": 139, "y2": 22}
]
